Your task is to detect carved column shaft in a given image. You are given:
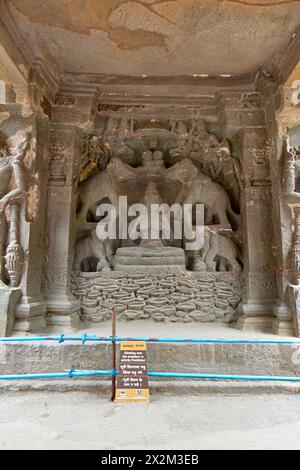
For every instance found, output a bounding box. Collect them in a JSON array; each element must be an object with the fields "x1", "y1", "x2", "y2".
[
  {"x1": 43, "y1": 124, "x2": 81, "y2": 327},
  {"x1": 238, "y1": 127, "x2": 277, "y2": 329}
]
